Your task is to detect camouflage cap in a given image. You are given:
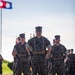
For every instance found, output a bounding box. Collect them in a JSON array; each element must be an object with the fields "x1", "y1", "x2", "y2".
[
  {"x1": 70, "y1": 49, "x2": 73, "y2": 52},
  {"x1": 55, "y1": 35, "x2": 60, "y2": 39},
  {"x1": 19, "y1": 33, "x2": 25, "y2": 38},
  {"x1": 35, "y1": 26, "x2": 42, "y2": 32}
]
